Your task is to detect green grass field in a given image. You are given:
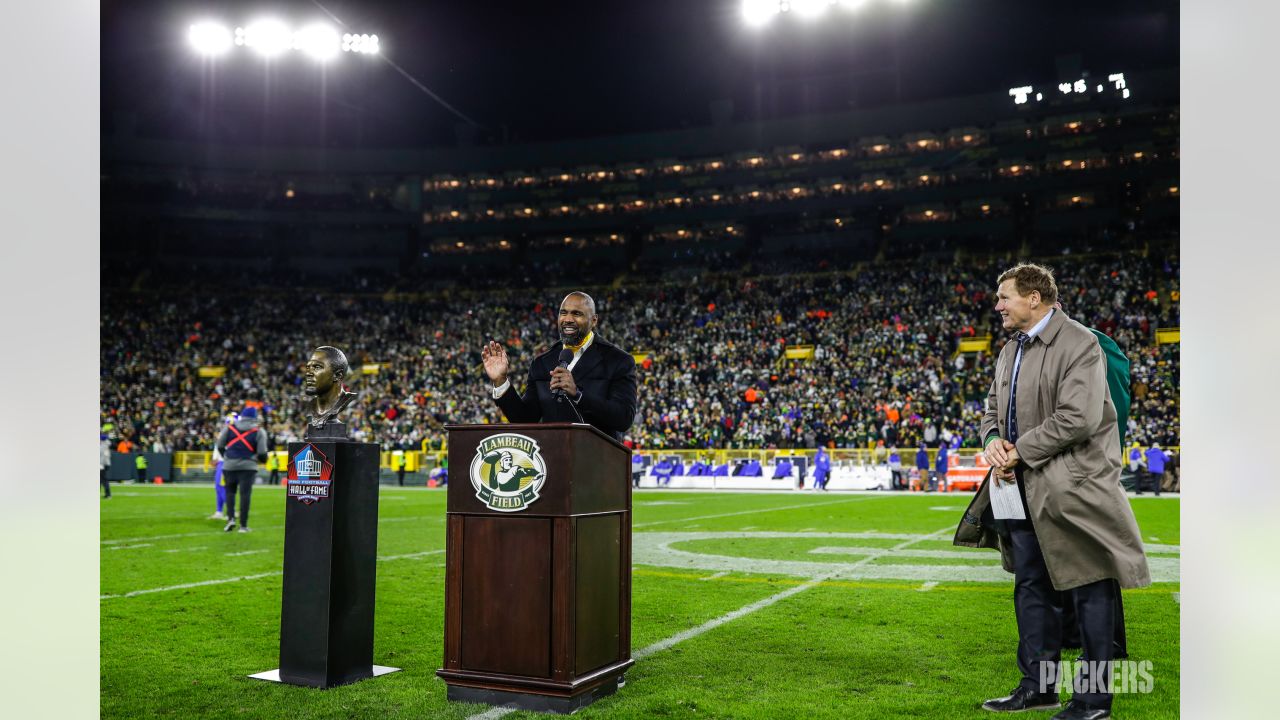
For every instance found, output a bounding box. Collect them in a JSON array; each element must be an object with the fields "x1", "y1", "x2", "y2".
[{"x1": 101, "y1": 487, "x2": 1180, "y2": 719}]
